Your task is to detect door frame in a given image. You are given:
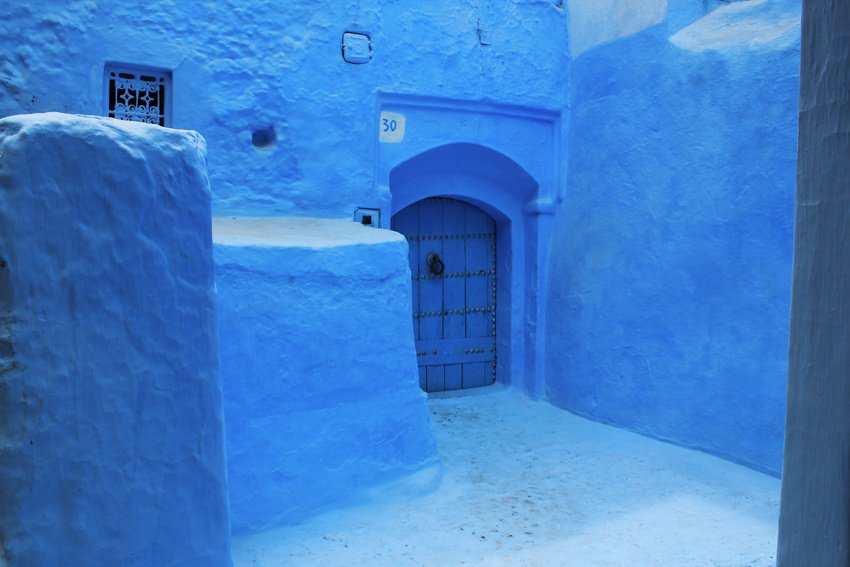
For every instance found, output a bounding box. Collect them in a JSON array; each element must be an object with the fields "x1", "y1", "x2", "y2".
[
  {"x1": 386, "y1": 153, "x2": 552, "y2": 398},
  {"x1": 373, "y1": 95, "x2": 562, "y2": 398}
]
